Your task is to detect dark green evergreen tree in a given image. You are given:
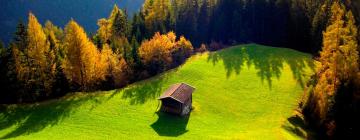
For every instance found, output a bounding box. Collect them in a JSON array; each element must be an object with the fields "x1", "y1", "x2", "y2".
[{"x1": 13, "y1": 20, "x2": 28, "y2": 50}]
